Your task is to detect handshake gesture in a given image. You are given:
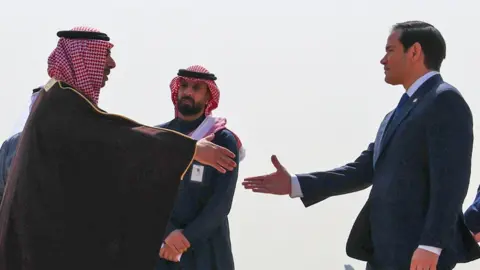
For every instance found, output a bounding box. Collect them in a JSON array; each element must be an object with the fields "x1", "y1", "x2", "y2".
[
  {"x1": 242, "y1": 155, "x2": 292, "y2": 195},
  {"x1": 194, "y1": 134, "x2": 237, "y2": 173}
]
